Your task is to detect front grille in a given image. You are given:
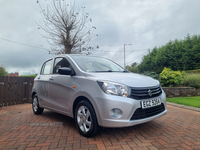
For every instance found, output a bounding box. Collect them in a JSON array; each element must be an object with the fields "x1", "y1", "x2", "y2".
[
  {"x1": 130, "y1": 86, "x2": 162, "y2": 100},
  {"x1": 130, "y1": 103, "x2": 165, "y2": 120}
]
